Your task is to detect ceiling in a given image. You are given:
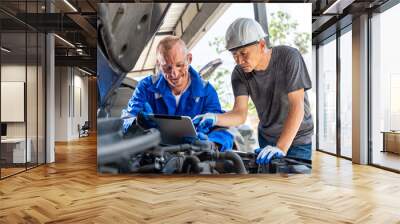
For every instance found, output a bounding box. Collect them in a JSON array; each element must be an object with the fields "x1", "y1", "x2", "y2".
[
  {"x1": 0, "y1": 0, "x2": 394, "y2": 76},
  {"x1": 130, "y1": 3, "x2": 189, "y2": 74},
  {"x1": 127, "y1": 0, "x2": 392, "y2": 78},
  {"x1": 127, "y1": 3, "x2": 228, "y2": 78},
  {"x1": 0, "y1": 0, "x2": 98, "y2": 73}
]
